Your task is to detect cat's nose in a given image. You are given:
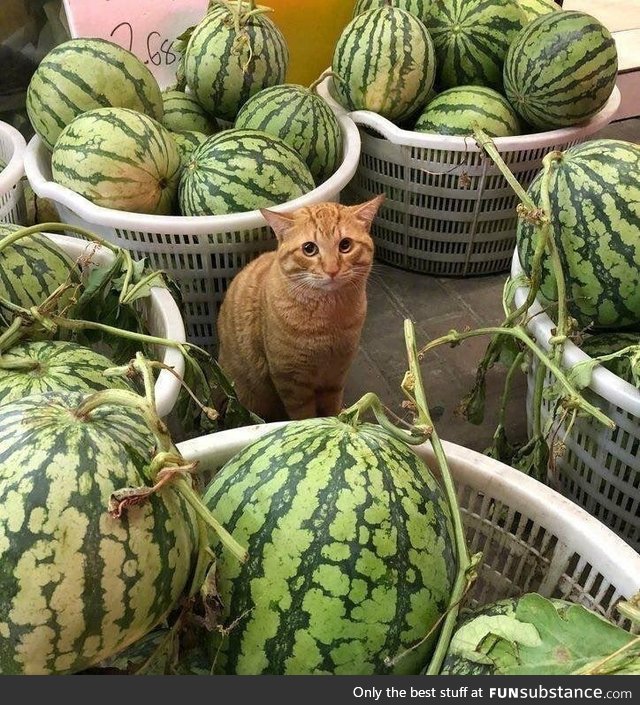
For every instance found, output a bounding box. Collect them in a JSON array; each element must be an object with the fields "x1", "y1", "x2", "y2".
[{"x1": 326, "y1": 268, "x2": 340, "y2": 279}]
